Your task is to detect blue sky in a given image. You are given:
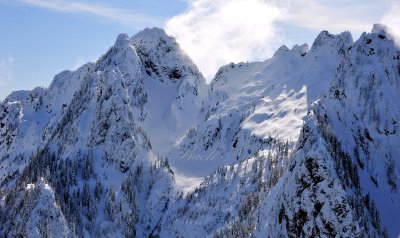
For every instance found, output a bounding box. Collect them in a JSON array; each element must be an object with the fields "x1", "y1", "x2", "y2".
[{"x1": 0, "y1": 0, "x2": 398, "y2": 99}]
